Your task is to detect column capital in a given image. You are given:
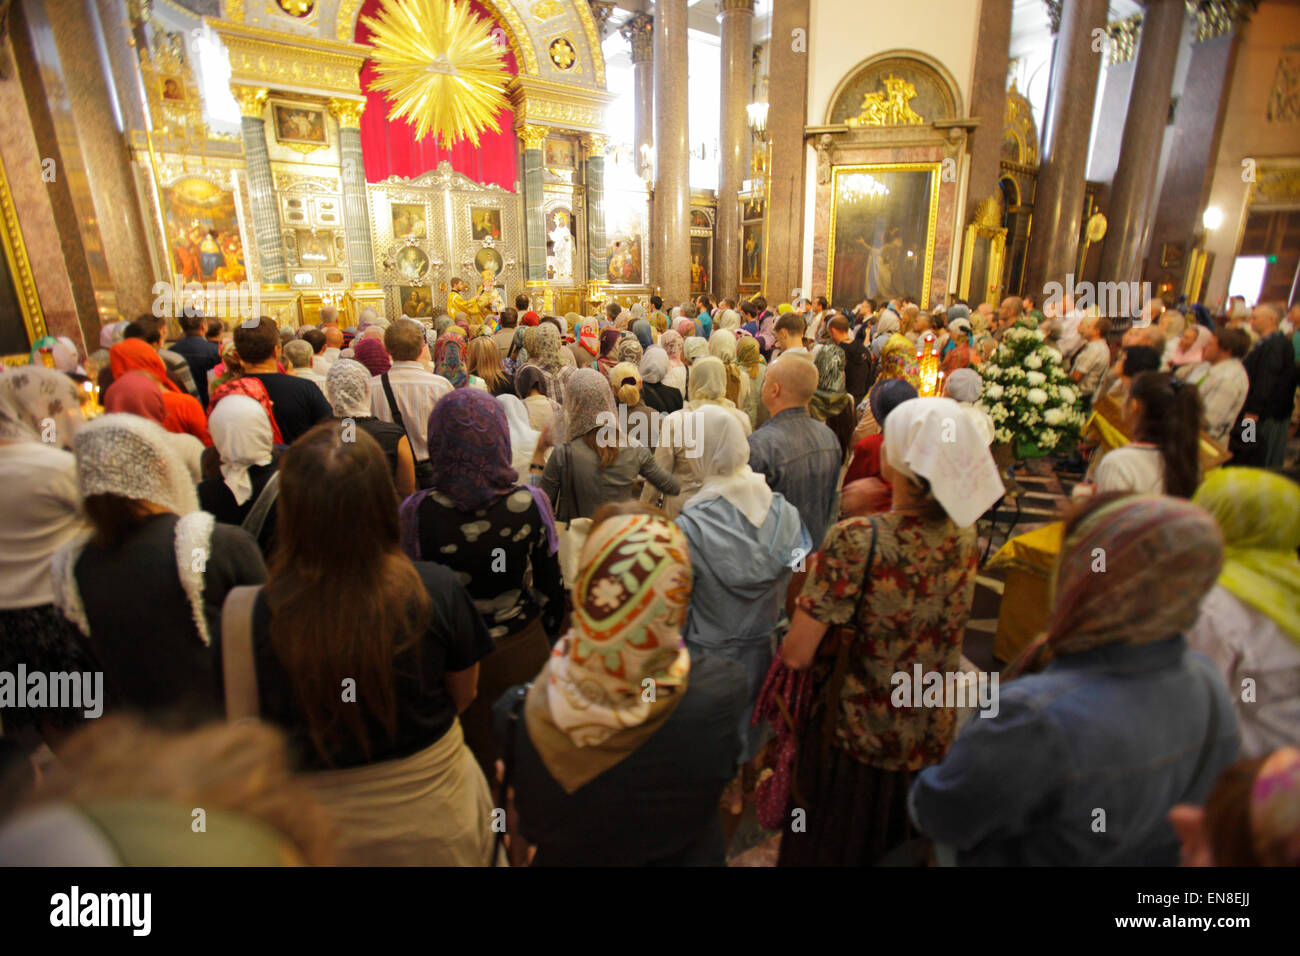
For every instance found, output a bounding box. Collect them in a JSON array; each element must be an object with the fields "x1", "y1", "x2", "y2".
[
  {"x1": 518, "y1": 124, "x2": 548, "y2": 151},
  {"x1": 231, "y1": 85, "x2": 268, "y2": 119},
  {"x1": 1186, "y1": 0, "x2": 1258, "y2": 43},
  {"x1": 327, "y1": 98, "x2": 366, "y2": 130},
  {"x1": 581, "y1": 133, "x2": 608, "y2": 156},
  {"x1": 620, "y1": 12, "x2": 654, "y2": 64},
  {"x1": 717, "y1": 0, "x2": 755, "y2": 16}
]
